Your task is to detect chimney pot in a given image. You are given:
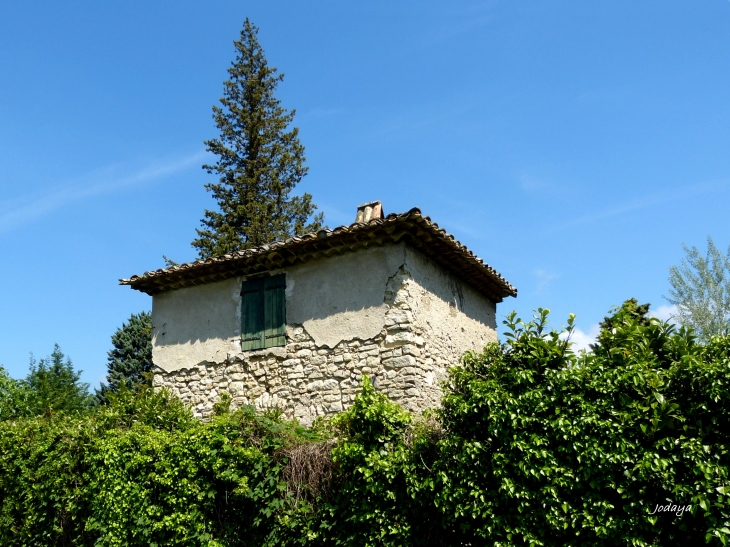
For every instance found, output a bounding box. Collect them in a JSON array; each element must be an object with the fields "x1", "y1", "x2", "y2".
[{"x1": 356, "y1": 200, "x2": 383, "y2": 223}]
